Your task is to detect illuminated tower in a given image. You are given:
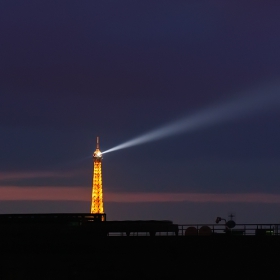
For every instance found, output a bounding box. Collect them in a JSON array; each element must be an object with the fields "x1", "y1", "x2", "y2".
[{"x1": 90, "y1": 137, "x2": 104, "y2": 214}]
